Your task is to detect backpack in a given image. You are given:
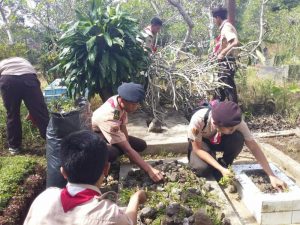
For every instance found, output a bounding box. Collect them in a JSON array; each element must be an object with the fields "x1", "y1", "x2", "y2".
[{"x1": 186, "y1": 100, "x2": 219, "y2": 160}]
